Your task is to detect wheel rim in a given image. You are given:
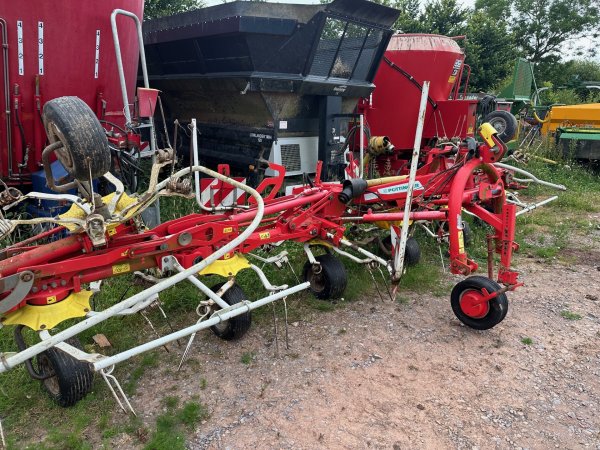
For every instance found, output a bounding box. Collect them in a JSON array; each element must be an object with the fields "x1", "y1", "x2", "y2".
[
  {"x1": 459, "y1": 289, "x2": 490, "y2": 319},
  {"x1": 212, "y1": 317, "x2": 229, "y2": 333},
  {"x1": 46, "y1": 123, "x2": 75, "y2": 172},
  {"x1": 38, "y1": 354, "x2": 60, "y2": 396},
  {"x1": 490, "y1": 118, "x2": 507, "y2": 134},
  {"x1": 308, "y1": 269, "x2": 325, "y2": 293}
]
